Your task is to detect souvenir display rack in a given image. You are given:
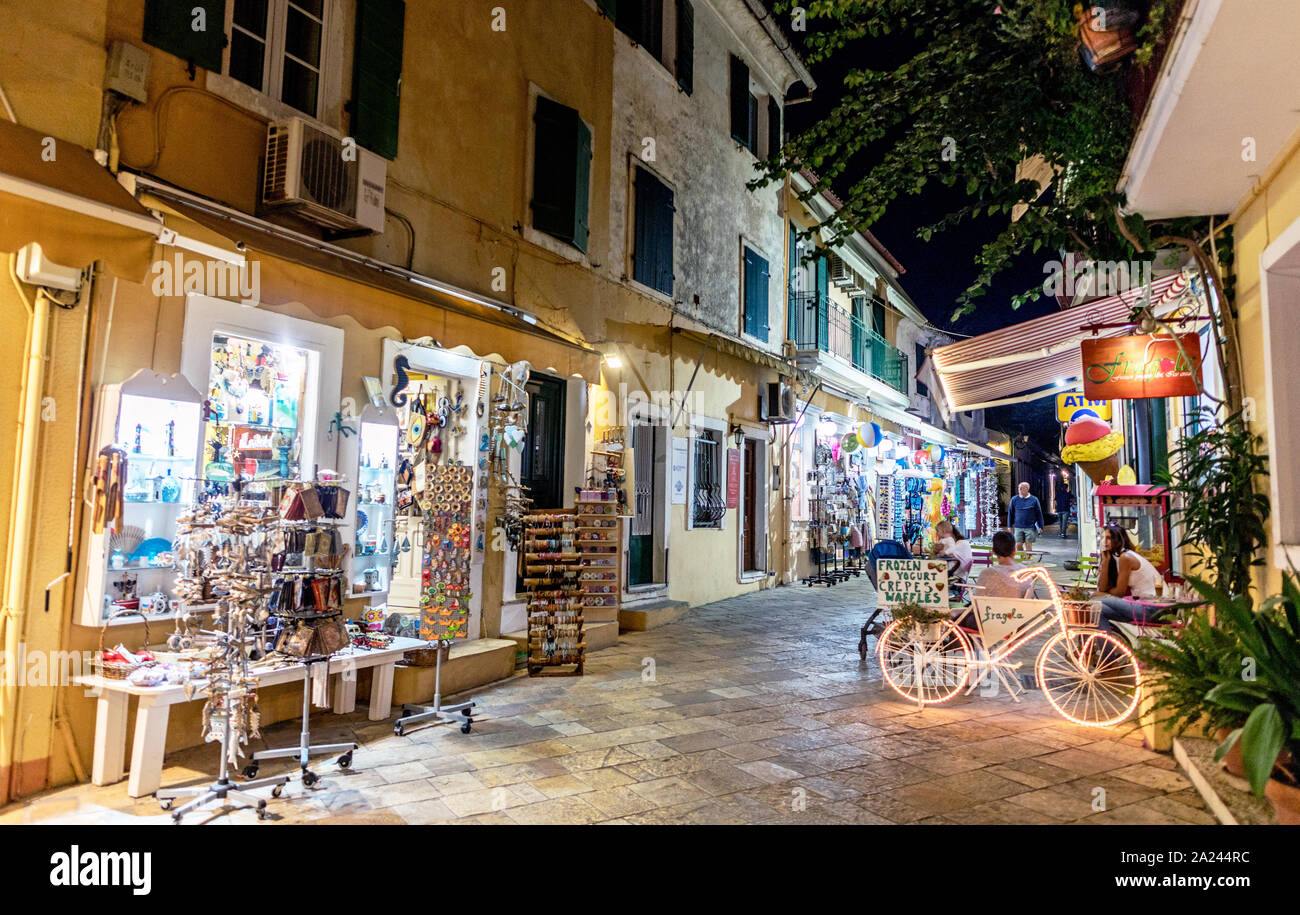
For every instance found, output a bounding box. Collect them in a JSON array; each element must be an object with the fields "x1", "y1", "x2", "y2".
[
  {"x1": 522, "y1": 511, "x2": 584, "y2": 676},
  {"x1": 575, "y1": 489, "x2": 621, "y2": 613},
  {"x1": 157, "y1": 491, "x2": 289, "y2": 822},
  {"x1": 419, "y1": 464, "x2": 474, "y2": 642},
  {"x1": 802, "y1": 445, "x2": 853, "y2": 586}
]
